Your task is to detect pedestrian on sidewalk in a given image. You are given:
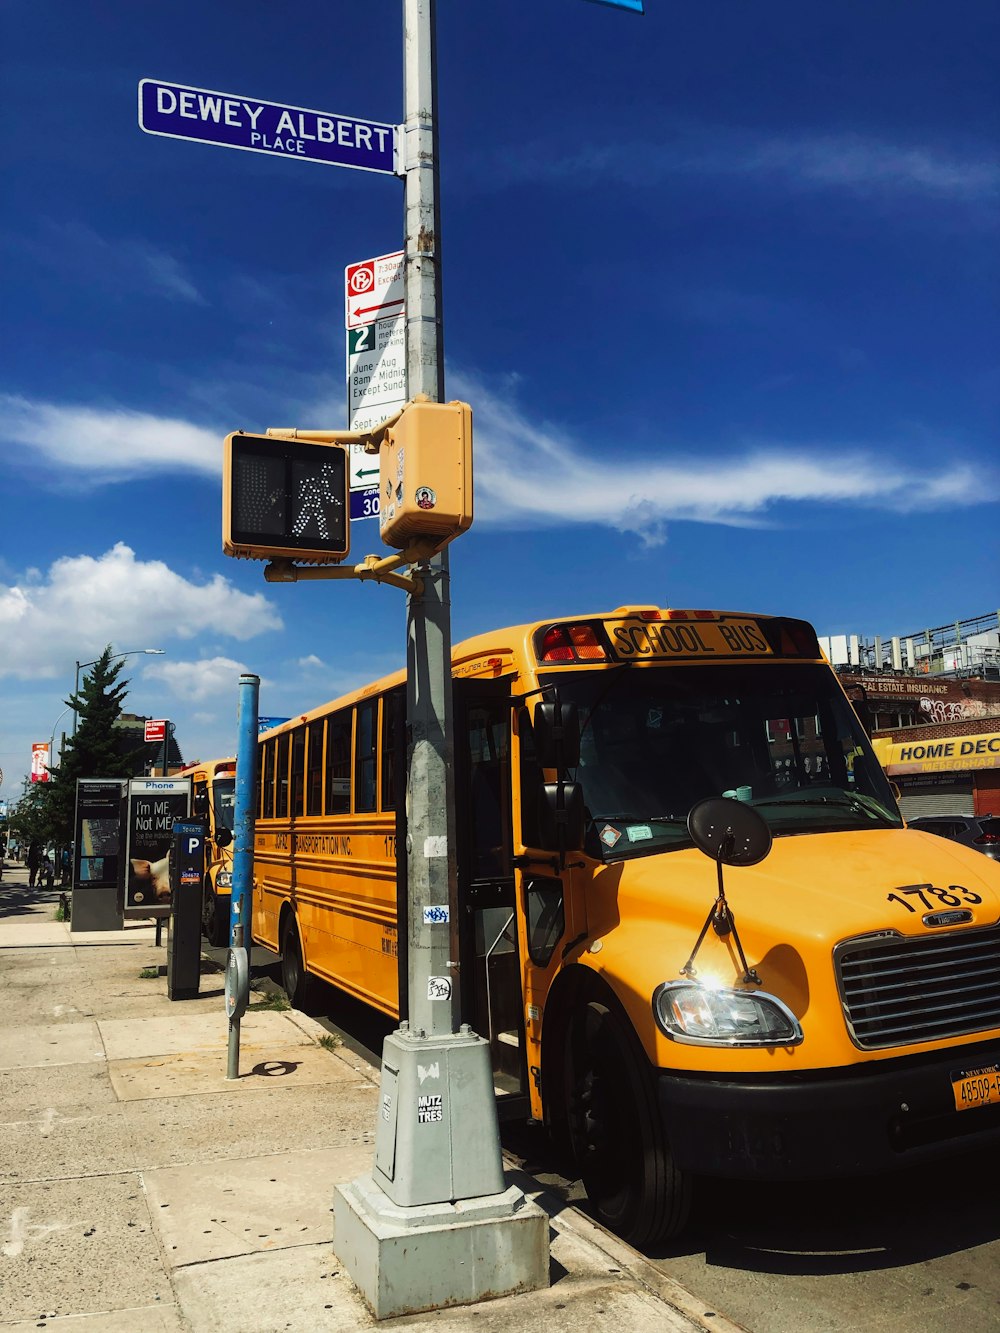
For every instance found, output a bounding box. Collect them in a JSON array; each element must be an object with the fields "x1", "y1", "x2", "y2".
[{"x1": 26, "y1": 840, "x2": 41, "y2": 888}]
